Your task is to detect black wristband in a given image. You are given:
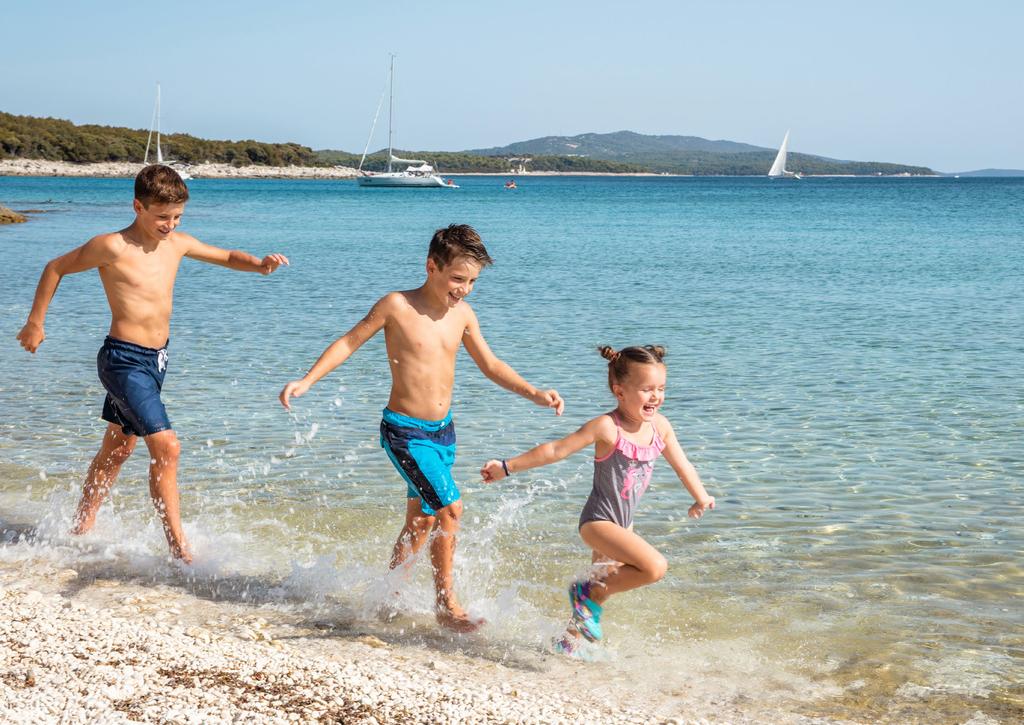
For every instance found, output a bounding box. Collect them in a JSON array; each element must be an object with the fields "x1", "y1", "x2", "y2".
[{"x1": 501, "y1": 459, "x2": 510, "y2": 476}]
